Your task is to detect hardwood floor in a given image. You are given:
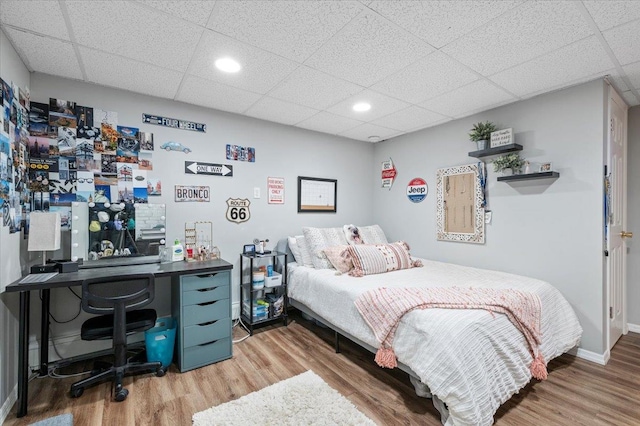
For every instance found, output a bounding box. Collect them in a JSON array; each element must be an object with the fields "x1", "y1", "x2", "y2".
[{"x1": 5, "y1": 313, "x2": 640, "y2": 425}]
